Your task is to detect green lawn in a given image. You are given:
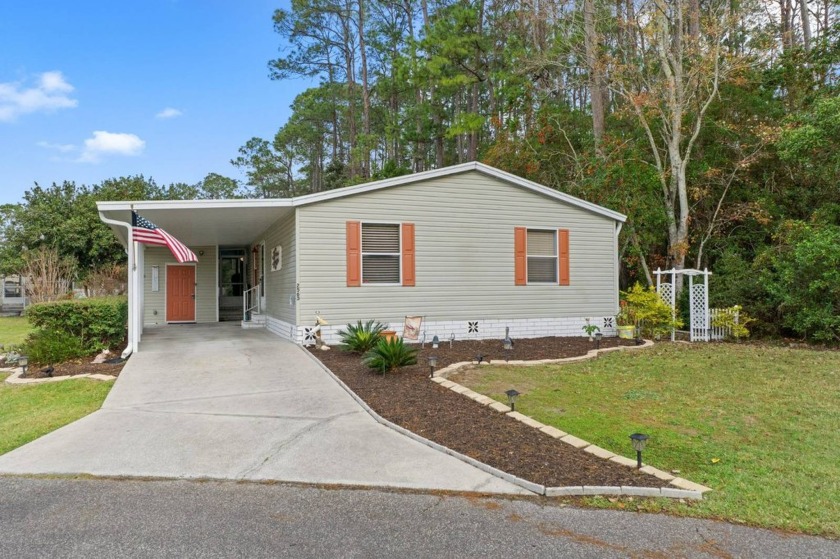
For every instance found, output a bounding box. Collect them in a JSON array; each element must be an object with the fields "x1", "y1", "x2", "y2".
[
  {"x1": 450, "y1": 343, "x2": 840, "y2": 537},
  {"x1": 0, "y1": 373, "x2": 113, "y2": 456},
  {"x1": 0, "y1": 316, "x2": 32, "y2": 347}
]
